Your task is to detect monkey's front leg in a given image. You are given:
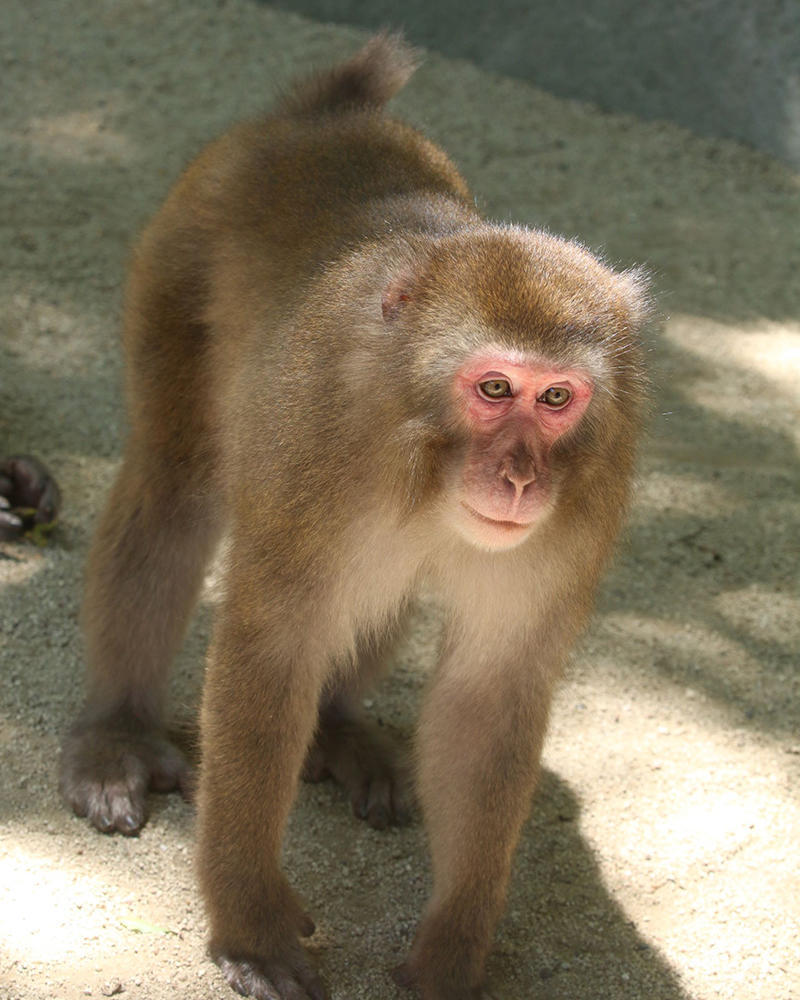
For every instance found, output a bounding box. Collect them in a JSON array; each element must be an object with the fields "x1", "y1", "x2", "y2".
[
  {"x1": 399, "y1": 641, "x2": 556, "y2": 1000},
  {"x1": 198, "y1": 589, "x2": 328, "y2": 1000}
]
